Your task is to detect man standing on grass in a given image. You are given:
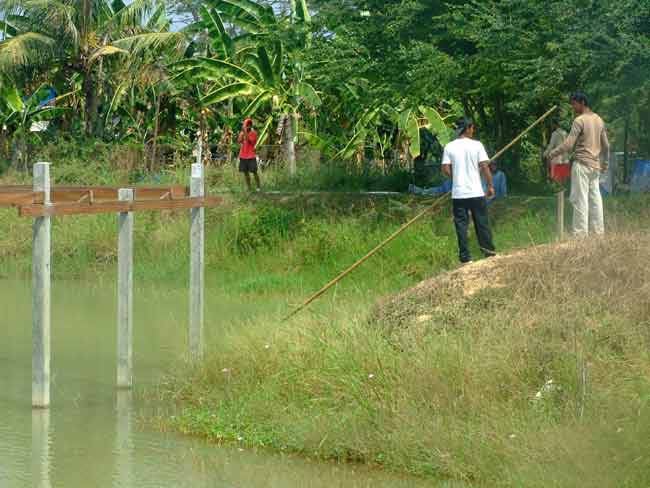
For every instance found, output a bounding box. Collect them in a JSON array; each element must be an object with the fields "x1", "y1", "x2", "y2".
[
  {"x1": 238, "y1": 118, "x2": 261, "y2": 192},
  {"x1": 547, "y1": 92, "x2": 610, "y2": 236},
  {"x1": 442, "y1": 118, "x2": 497, "y2": 264}
]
